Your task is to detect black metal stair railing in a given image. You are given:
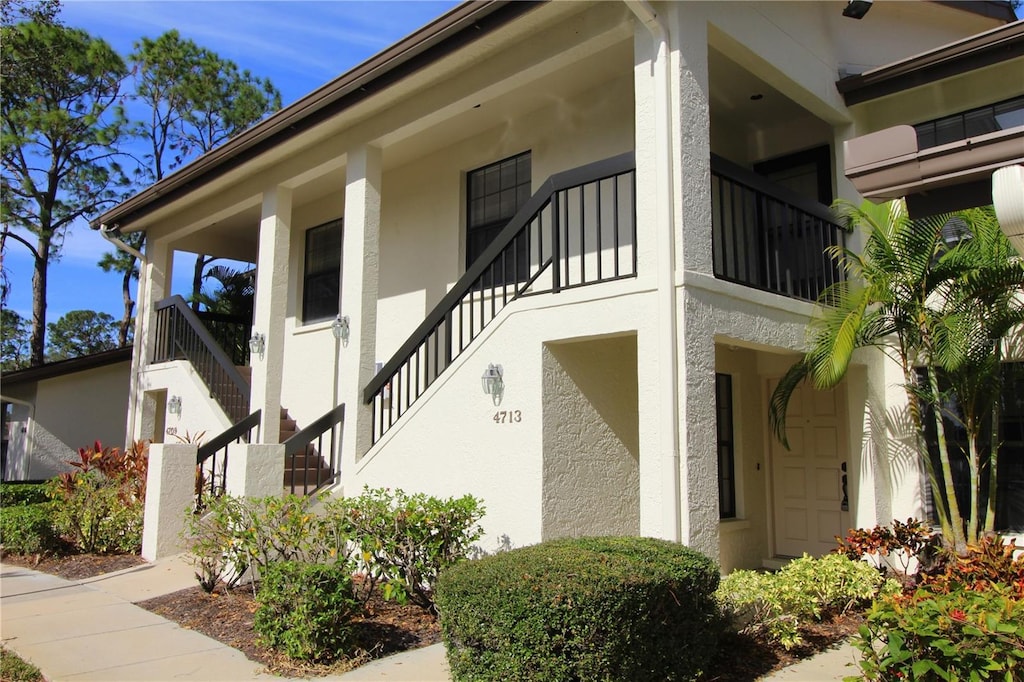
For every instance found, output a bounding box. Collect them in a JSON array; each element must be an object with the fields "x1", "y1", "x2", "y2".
[
  {"x1": 711, "y1": 154, "x2": 847, "y2": 302},
  {"x1": 282, "y1": 404, "x2": 345, "y2": 495},
  {"x1": 194, "y1": 410, "x2": 262, "y2": 510},
  {"x1": 152, "y1": 295, "x2": 251, "y2": 422},
  {"x1": 364, "y1": 152, "x2": 637, "y2": 445}
]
